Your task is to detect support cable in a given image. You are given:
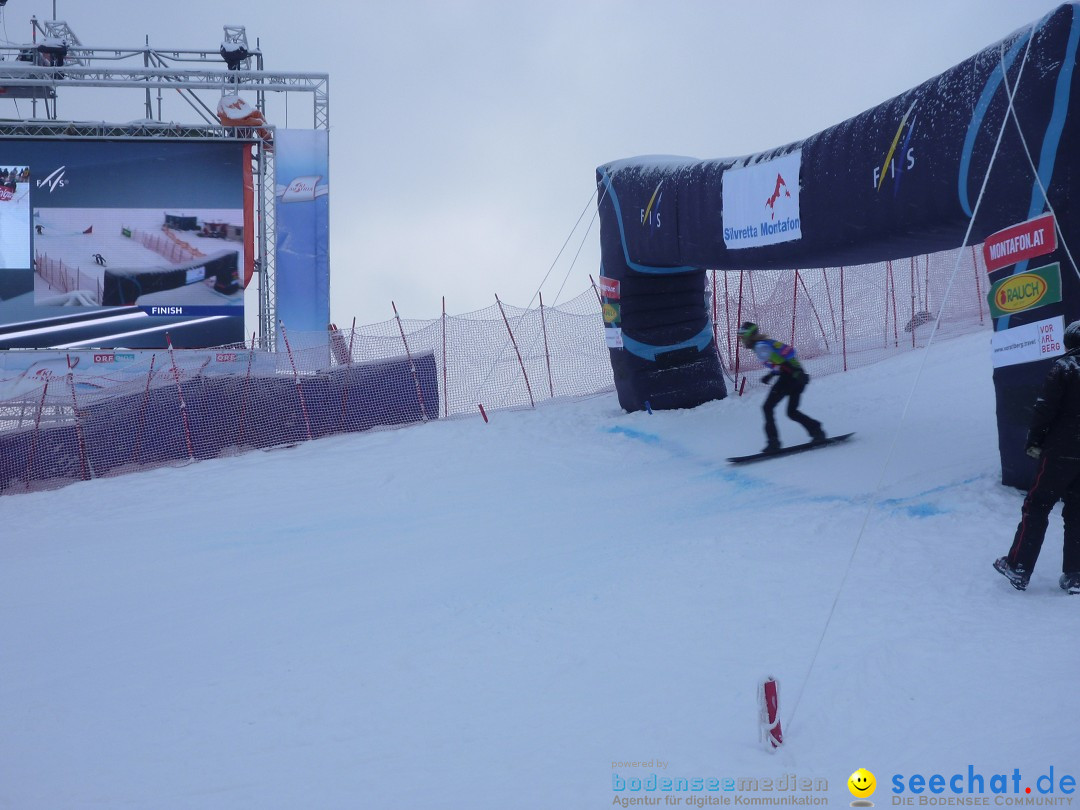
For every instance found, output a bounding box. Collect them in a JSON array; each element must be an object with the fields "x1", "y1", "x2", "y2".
[{"x1": 788, "y1": 28, "x2": 1037, "y2": 730}]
